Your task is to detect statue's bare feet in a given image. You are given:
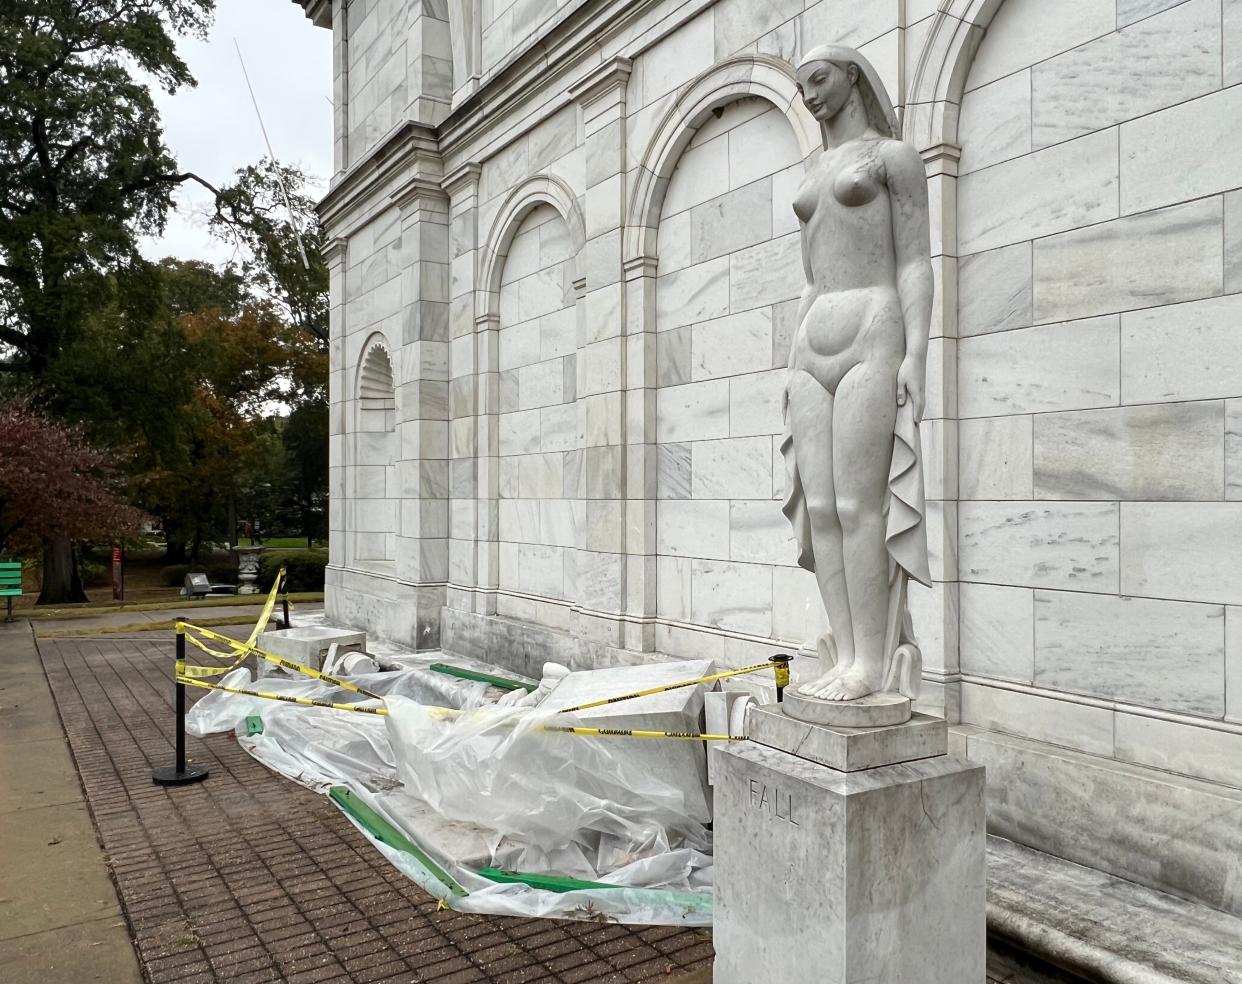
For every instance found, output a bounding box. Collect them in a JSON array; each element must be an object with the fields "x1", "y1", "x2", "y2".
[
  {"x1": 818, "y1": 666, "x2": 880, "y2": 701},
  {"x1": 796, "y1": 661, "x2": 850, "y2": 699}
]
